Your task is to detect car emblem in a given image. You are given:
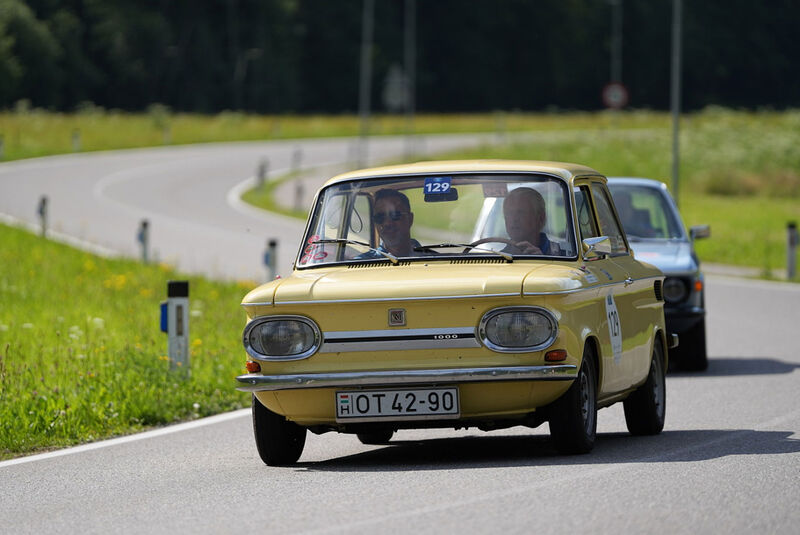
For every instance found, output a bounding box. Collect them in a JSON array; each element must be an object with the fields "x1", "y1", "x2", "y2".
[{"x1": 388, "y1": 308, "x2": 406, "y2": 326}]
